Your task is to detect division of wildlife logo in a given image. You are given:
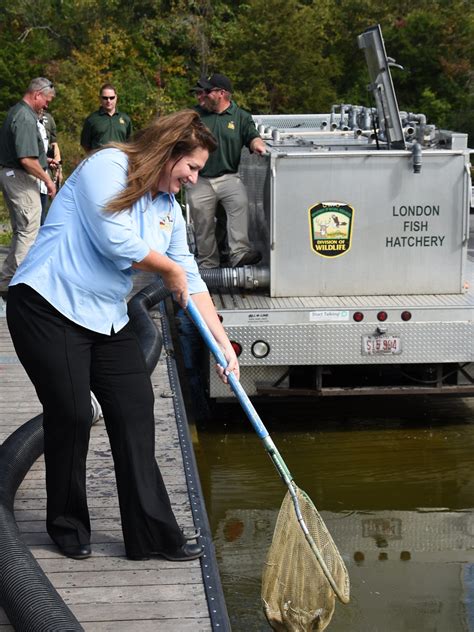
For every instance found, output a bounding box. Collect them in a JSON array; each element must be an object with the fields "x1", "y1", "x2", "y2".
[
  {"x1": 119, "y1": 117, "x2": 126, "y2": 125},
  {"x1": 228, "y1": 121, "x2": 235, "y2": 130},
  {"x1": 159, "y1": 213, "x2": 174, "y2": 232},
  {"x1": 309, "y1": 202, "x2": 354, "y2": 258}
]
